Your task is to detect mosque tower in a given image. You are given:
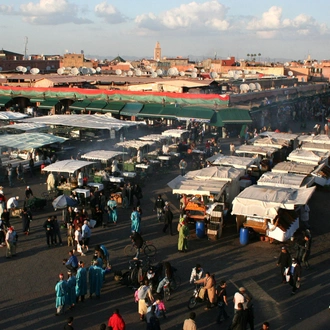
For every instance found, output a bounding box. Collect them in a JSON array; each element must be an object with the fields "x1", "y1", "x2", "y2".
[{"x1": 154, "y1": 41, "x2": 161, "y2": 61}]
